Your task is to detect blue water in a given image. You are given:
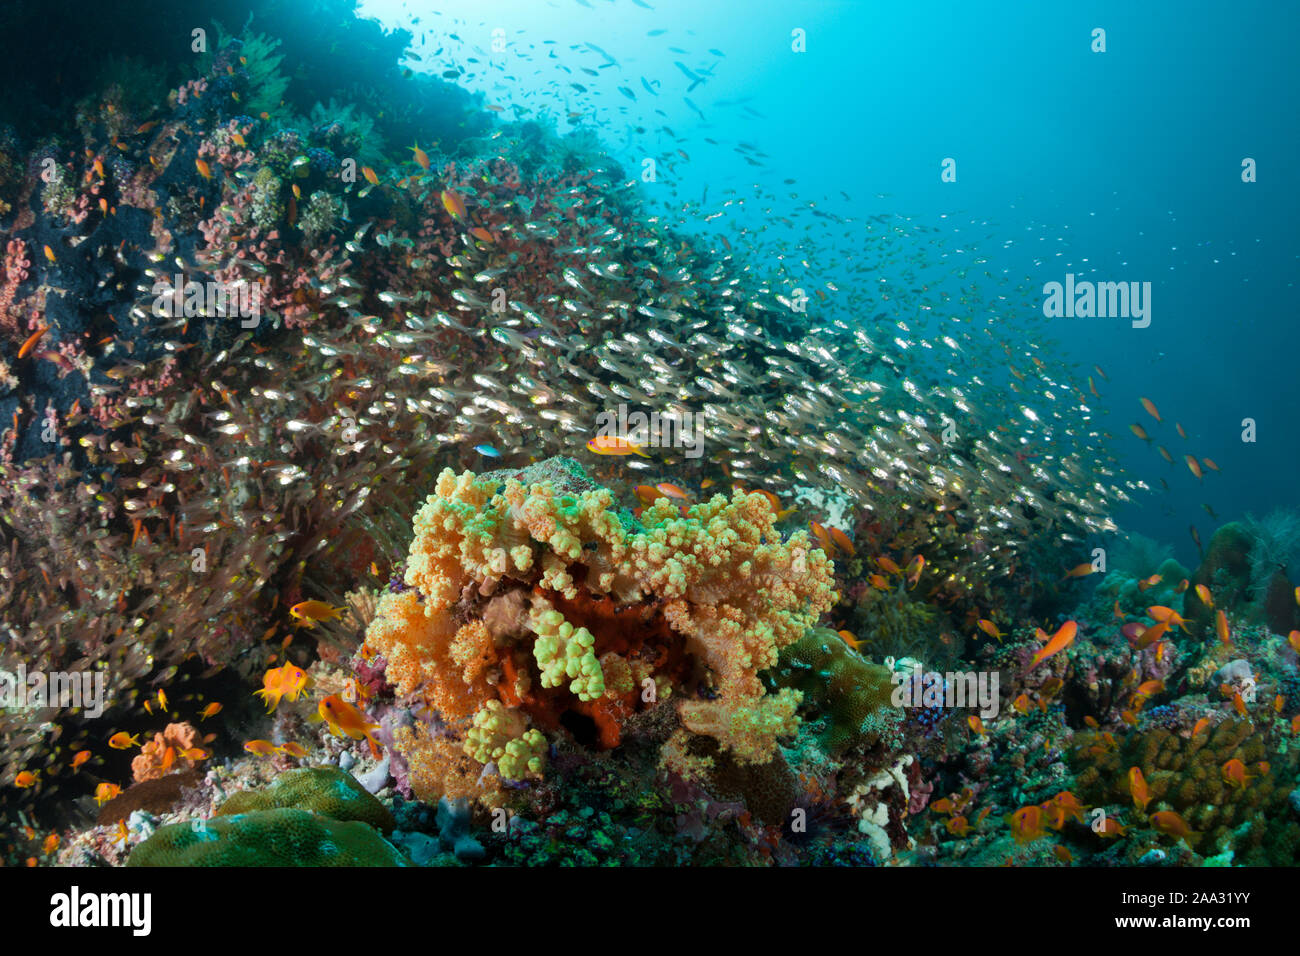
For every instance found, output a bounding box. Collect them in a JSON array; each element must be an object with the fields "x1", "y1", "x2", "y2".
[{"x1": 362, "y1": 0, "x2": 1299, "y2": 565}]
